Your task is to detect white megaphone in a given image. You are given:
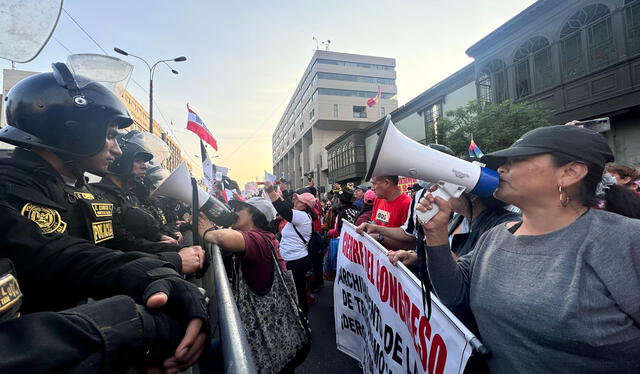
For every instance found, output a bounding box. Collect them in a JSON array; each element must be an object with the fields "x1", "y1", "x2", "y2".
[
  {"x1": 151, "y1": 162, "x2": 237, "y2": 227},
  {"x1": 366, "y1": 116, "x2": 500, "y2": 223}
]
